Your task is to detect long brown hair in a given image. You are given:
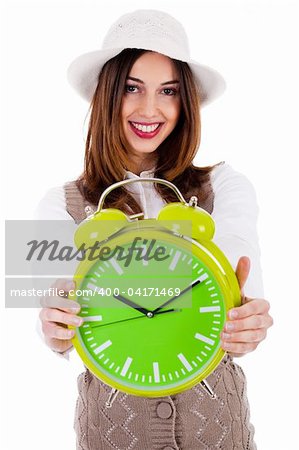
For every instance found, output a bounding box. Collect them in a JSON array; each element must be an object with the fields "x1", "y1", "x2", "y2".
[{"x1": 77, "y1": 49, "x2": 220, "y2": 214}]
